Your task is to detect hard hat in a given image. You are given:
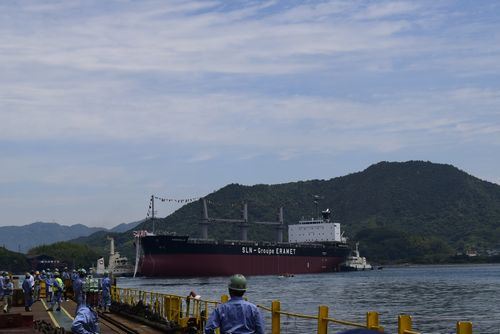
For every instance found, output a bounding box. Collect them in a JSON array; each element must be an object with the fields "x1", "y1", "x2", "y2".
[
  {"x1": 36, "y1": 271, "x2": 40, "y2": 275},
  {"x1": 54, "y1": 272, "x2": 60, "y2": 277},
  {"x1": 228, "y1": 274, "x2": 247, "y2": 292},
  {"x1": 79, "y1": 268, "x2": 87, "y2": 275}
]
